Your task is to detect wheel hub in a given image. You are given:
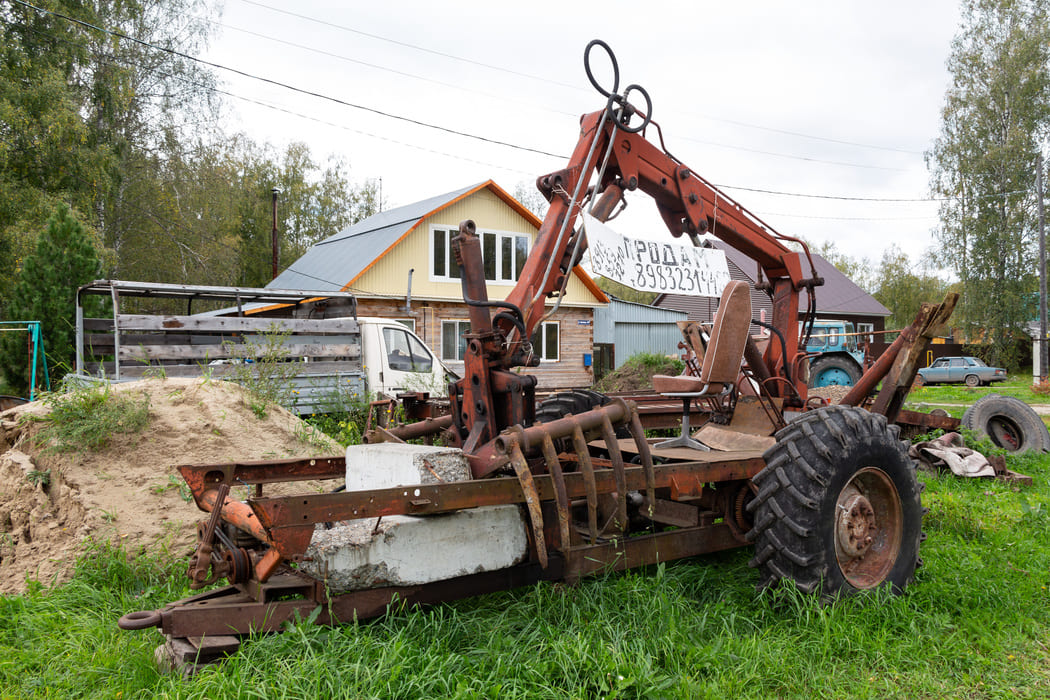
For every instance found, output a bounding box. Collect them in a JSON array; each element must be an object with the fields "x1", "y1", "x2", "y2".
[
  {"x1": 834, "y1": 467, "x2": 903, "y2": 588},
  {"x1": 836, "y1": 491, "x2": 876, "y2": 557}
]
